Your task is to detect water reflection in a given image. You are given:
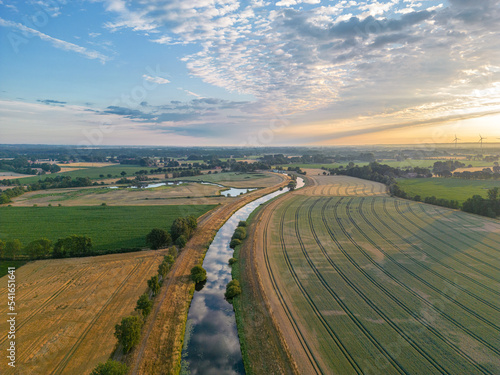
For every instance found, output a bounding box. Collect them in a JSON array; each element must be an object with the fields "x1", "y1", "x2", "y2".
[{"x1": 181, "y1": 177, "x2": 304, "y2": 374}]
